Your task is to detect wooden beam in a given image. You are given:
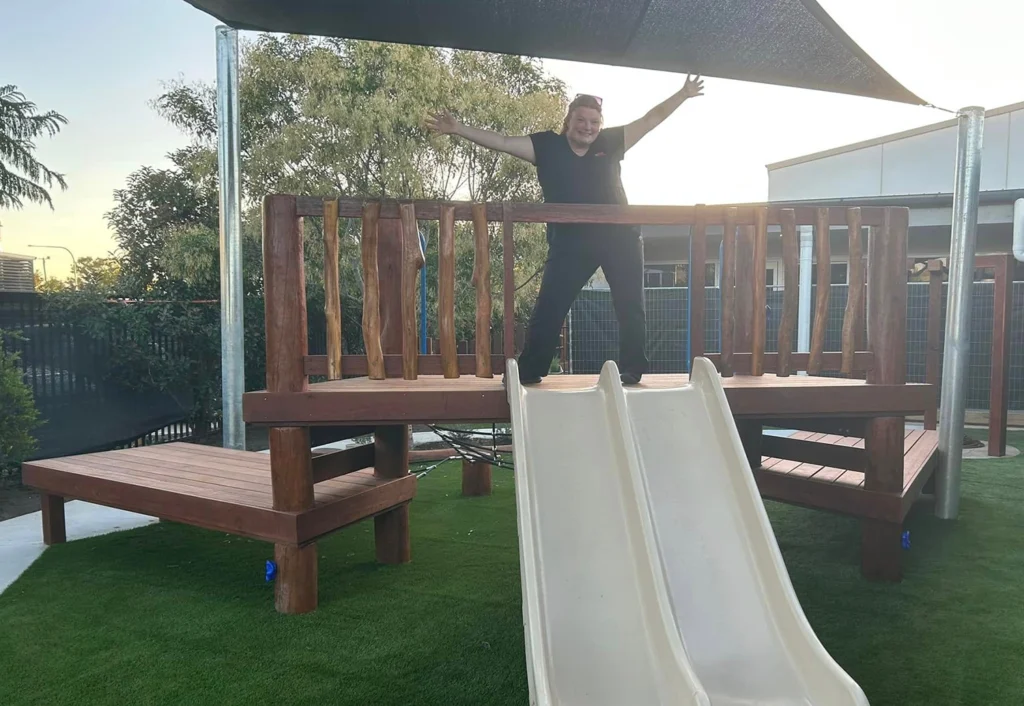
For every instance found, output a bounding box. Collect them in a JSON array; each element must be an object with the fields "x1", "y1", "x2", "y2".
[
  {"x1": 761, "y1": 417, "x2": 867, "y2": 437},
  {"x1": 438, "y1": 204, "x2": 459, "y2": 379},
  {"x1": 751, "y1": 208, "x2": 768, "y2": 375},
  {"x1": 777, "y1": 208, "x2": 798, "y2": 376},
  {"x1": 378, "y1": 217, "x2": 404, "y2": 360},
  {"x1": 989, "y1": 254, "x2": 1012, "y2": 457},
  {"x1": 471, "y1": 204, "x2": 493, "y2": 378},
  {"x1": 735, "y1": 226, "x2": 756, "y2": 354},
  {"x1": 323, "y1": 198, "x2": 343, "y2": 380},
  {"x1": 373, "y1": 426, "x2": 411, "y2": 565},
  {"x1": 311, "y1": 444, "x2": 375, "y2": 484},
  {"x1": 304, "y1": 353, "x2": 506, "y2": 377},
  {"x1": 720, "y1": 207, "x2": 738, "y2": 377},
  {"x1": 503, "y1": 207, "x2": 515, "y2": 361},
  {"x1": 462, "y1": 460, "x2": 492, "y2": 497},
  {"x1": 808, "y1": 208, "x2": 831, "y2": 375},
  {"x1": 361, "y1": 202, "x2": 385, "y2": 380},
  {"x1": 841, "y1": 208, "x2": 863, "y2": 375},
  {"x1": 399, "y1": 204, "x2": 423, "y2": 380},
  {"x1": 263, "y1": 195, "x2": 309, "y2": 396},
  {"x1": 863, "y1": 207, "x2": 909, "y2": 583},
  {"x1": 243, "y1": 379, "x2": 936, "y2": 426},
  {"x1": 760, "y1": 435, "x2": 867, "y2": 472},
  {"x1": 704, "y1": 351, "x2": 873, "y2": 375},
  {"x1": 302, "y1": 196, "x2": 892, "y2": 227},
  {"x1": 754, "y1": 470, "x2": 903, "y2": 523},
  {"x1": 269, "y1": 427, "x2": 316, "y2": 614}
]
